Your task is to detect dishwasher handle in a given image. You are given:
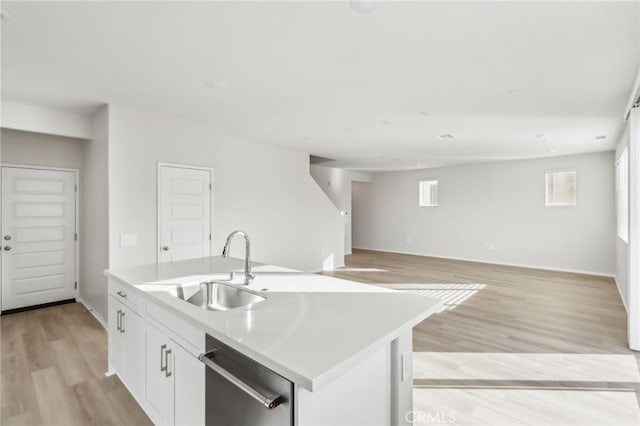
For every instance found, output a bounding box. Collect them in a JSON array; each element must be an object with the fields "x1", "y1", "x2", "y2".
[{"x1": 199, "y1": 350, "x2": 284, "y2": 410}]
